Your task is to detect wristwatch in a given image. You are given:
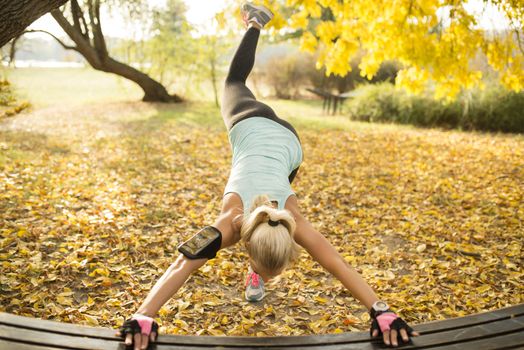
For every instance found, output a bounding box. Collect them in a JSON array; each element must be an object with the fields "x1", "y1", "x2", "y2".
[{"x1": 370, "y1": 300, "x2": 391, "y2": 318}]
